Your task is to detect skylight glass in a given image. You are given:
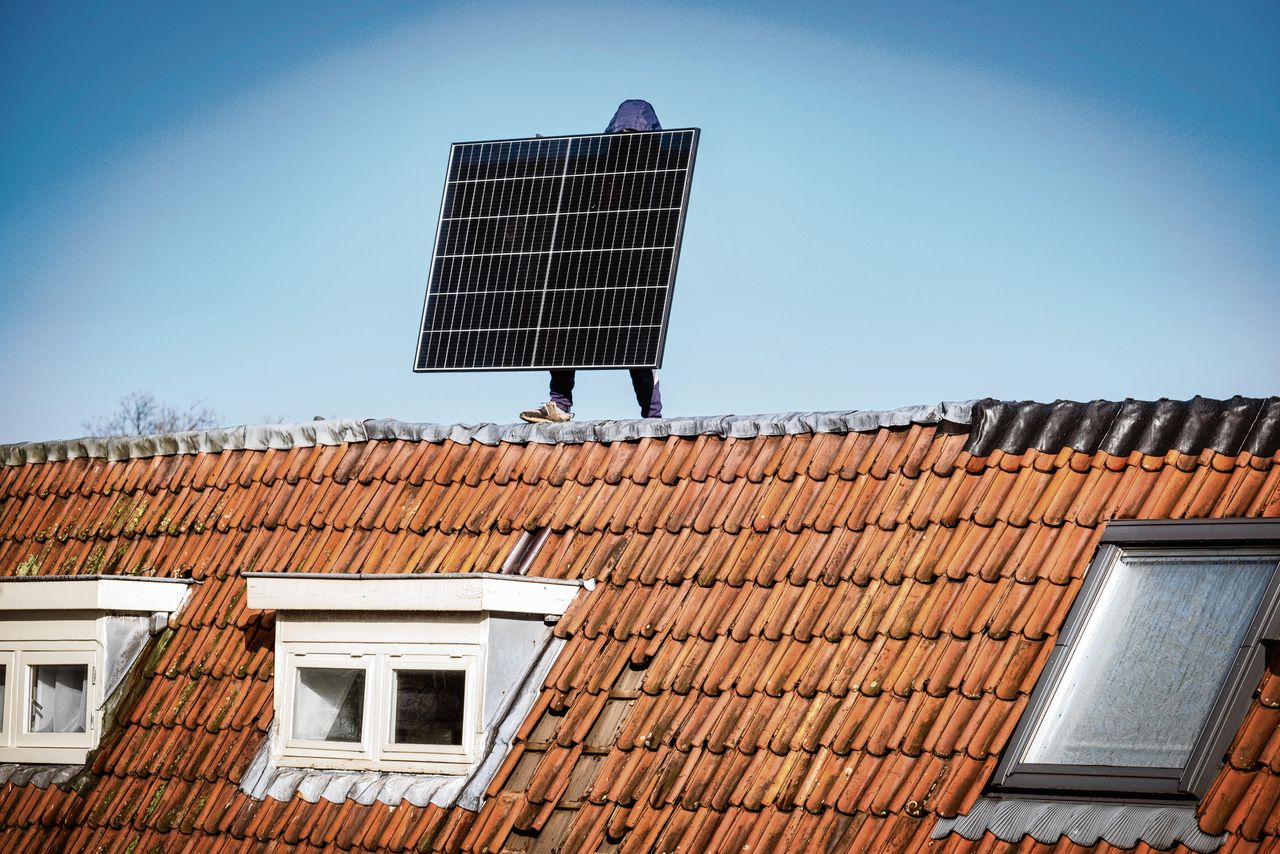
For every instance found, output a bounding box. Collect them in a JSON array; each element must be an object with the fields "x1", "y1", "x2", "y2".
[{"x1": 1022, "y1": 552, "x2": 1275, "y2": 768}]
